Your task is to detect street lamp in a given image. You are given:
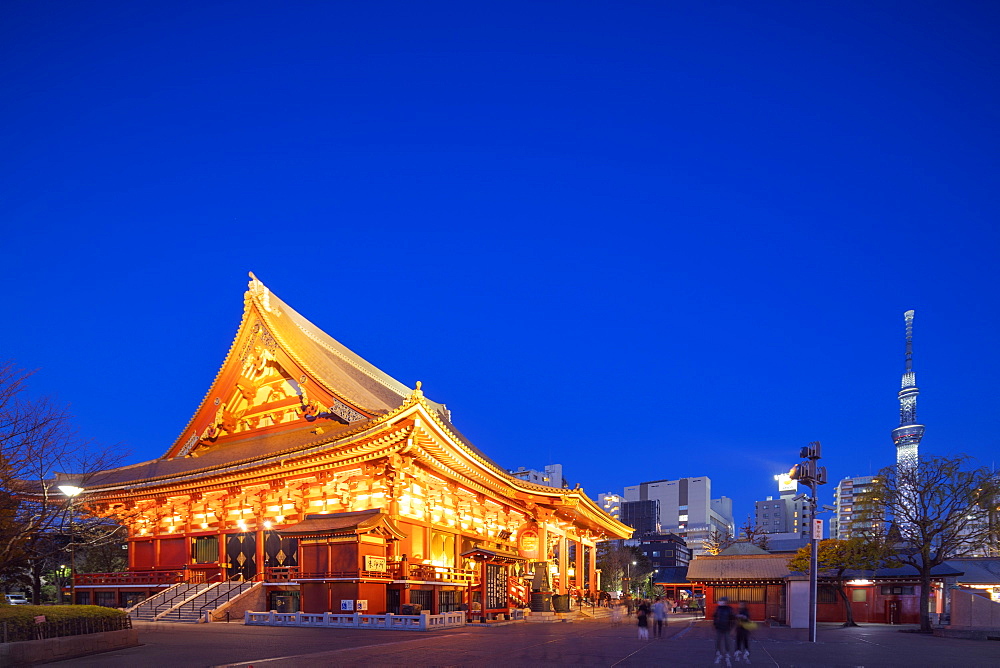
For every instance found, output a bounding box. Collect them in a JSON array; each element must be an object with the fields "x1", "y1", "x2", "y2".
[
  {"x1": 58, "y1": 483, "x2": 84, "y2": 605},
  {"x1": 789, "y1": 441, "x2": 827, "y2": 643}
]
